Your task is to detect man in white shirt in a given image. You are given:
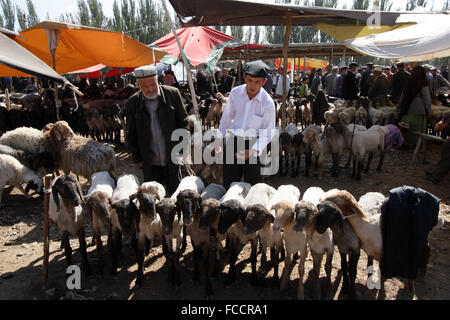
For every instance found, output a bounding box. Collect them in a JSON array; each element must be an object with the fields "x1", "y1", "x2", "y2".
[
  {"x1": 274, "y1": 66, "x2": 291, "y2": 98},
  {"x1": 216, "y1": 60, "x2": 276, "y2": 189}
]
